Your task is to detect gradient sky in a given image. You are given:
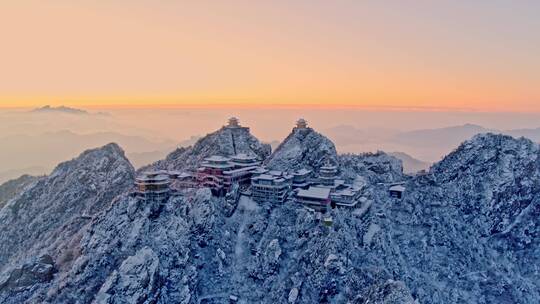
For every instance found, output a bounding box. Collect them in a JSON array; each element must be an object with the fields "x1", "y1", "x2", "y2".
[{"x1": 1, "y1": 1, "x2": 539, "y2": 111}]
